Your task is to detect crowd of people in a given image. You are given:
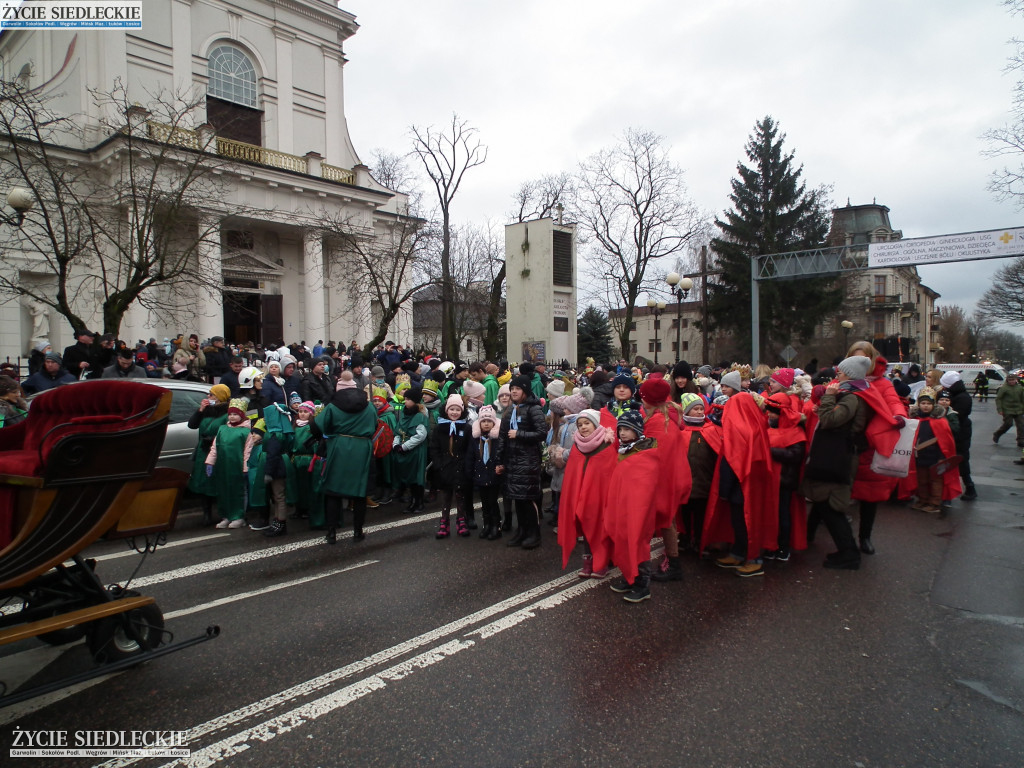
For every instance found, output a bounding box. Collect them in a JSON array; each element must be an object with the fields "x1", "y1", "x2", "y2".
[{"x1": 6, "y1": 329, "x2": 991, "y2": 606}]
